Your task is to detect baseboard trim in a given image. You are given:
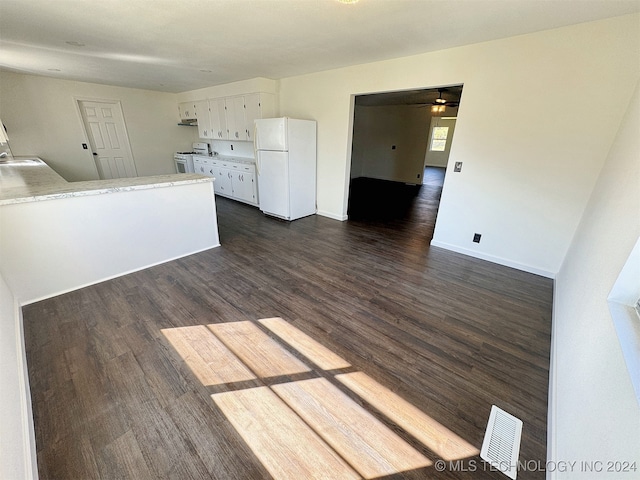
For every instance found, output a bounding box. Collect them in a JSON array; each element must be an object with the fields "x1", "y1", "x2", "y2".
[
  {"x1": 546, "y1": 281, "x2": 559, "y2": 480},
  {"x1": 317, "y1": 210, "x2": 348, "y2": 221},
  {"x1": 20, "y1": 244, "x2": 221, "y2": 306},
  {"x1": 429, "y1": 240, "x2": 556, "y2": 279},
  {"x1": 16, "y1": 303, "x2": 38, "y2": 479}
]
